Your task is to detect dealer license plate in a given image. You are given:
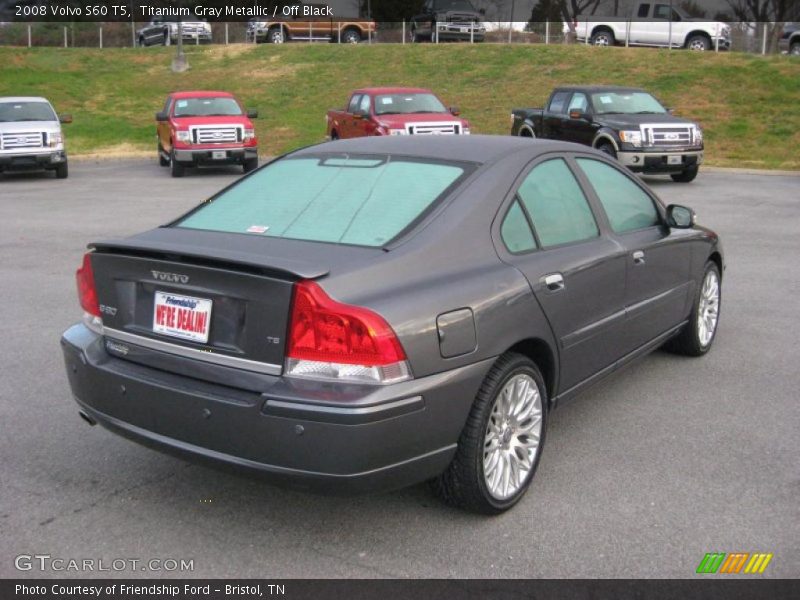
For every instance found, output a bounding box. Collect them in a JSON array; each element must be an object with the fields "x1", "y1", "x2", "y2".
[
  {"x1": 212, "y1": 150, "x2": 227, "y2": 160},
  {"x1": 668, "y1": 155, "x2": 683, "y2": 165},
  {"x1": 153, "y1": 291, "x2": 212, "y2": 343}
]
